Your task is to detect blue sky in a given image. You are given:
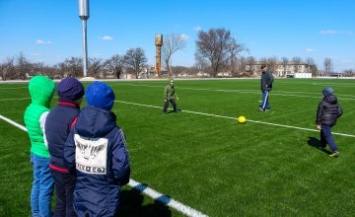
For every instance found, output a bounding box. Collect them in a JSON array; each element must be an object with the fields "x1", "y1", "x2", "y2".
[{"x1": 0, "y1": 0, "x2": 354, "y2": 72}]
